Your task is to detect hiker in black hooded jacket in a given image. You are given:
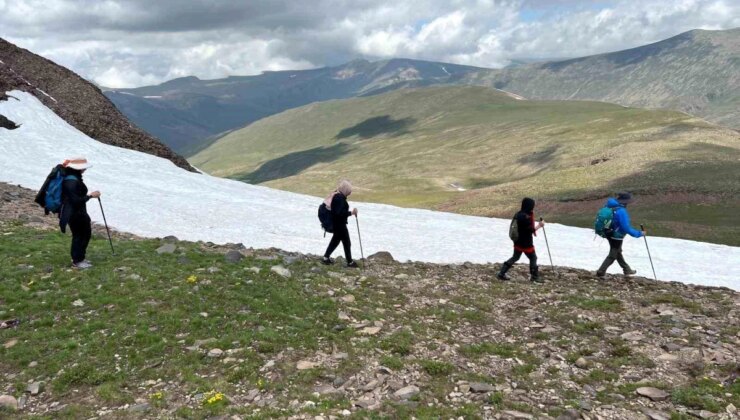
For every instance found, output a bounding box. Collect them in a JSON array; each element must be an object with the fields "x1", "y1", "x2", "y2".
[
  {"x1": 322, "y1": 180, "x2": 359, "y2": 268},
  {"x1": 59, "y1": 158, "x2": 100, "y2": 269},
  {"x1": 497, "y1": 197, "x2": 545, "y2": 282}
]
